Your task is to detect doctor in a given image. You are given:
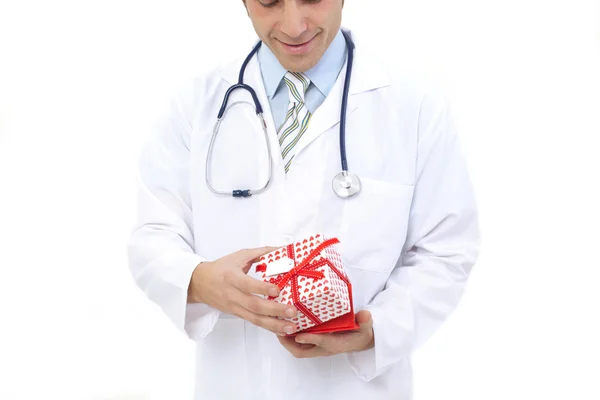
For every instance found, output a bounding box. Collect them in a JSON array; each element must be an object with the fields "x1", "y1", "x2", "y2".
[{"x1": 128, "y1": 0, "x2": 480, "y2": 399}]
